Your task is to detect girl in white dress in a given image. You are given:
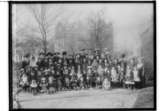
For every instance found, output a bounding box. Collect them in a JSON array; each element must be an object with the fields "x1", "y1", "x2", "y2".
[
  {"x1": 133, "y1": 66, "x2": 141, "y2": 89},
  {"x1": 111, "y1": 67, "x2": 118, "y2": 82}
]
